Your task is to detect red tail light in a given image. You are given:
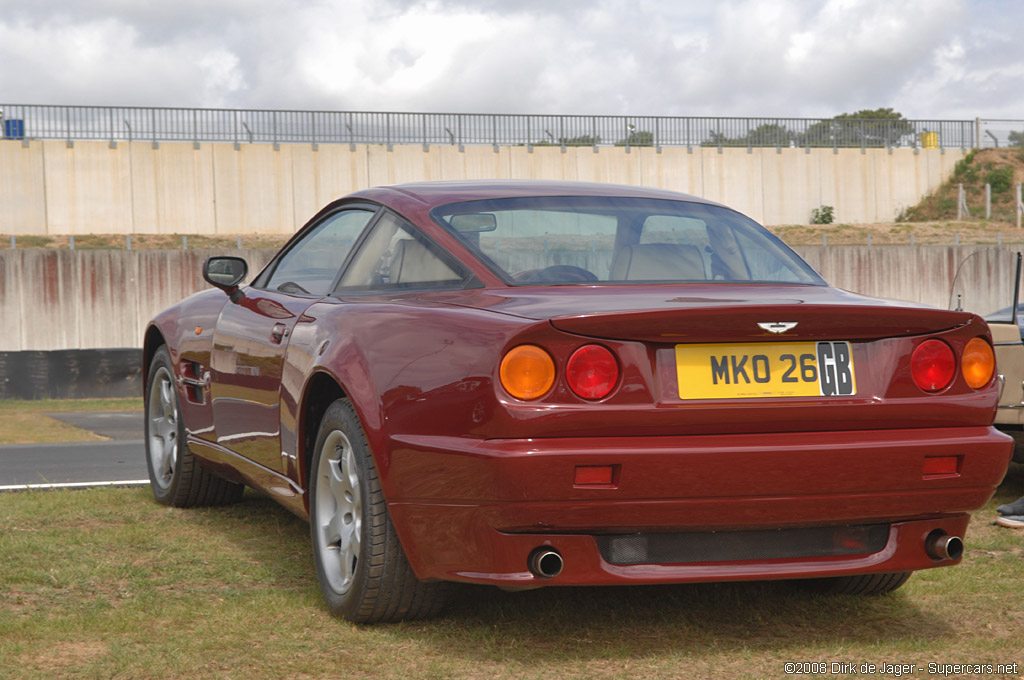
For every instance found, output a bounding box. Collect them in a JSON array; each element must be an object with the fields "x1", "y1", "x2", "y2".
[
  {"x1": 911, "y1": 339, "x2": 955, "y2": 392},
  {"x1": 566, "y1": 345, "x2": 619, "y2": 400}
]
